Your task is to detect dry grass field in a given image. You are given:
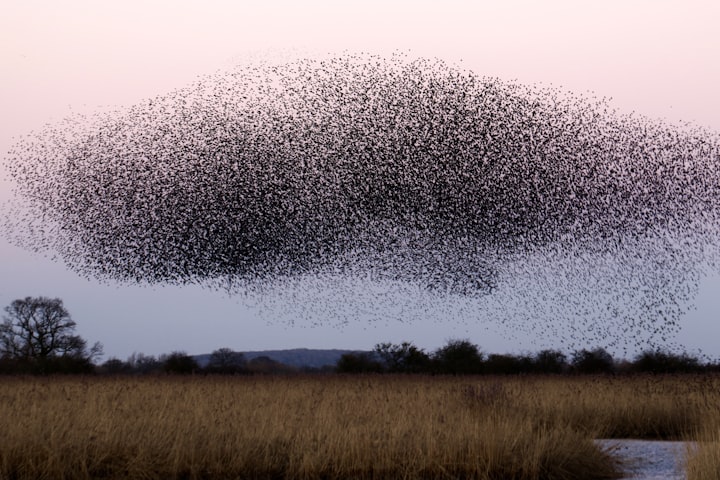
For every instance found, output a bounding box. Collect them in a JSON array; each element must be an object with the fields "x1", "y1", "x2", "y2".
[
  {"x1": 686, "y1": 411, "x2": 720, "y2": 480},
  {"x1": 1, "y1": 374, "x2": 719, "y2": 479}
]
